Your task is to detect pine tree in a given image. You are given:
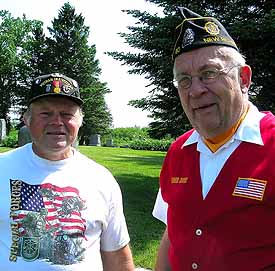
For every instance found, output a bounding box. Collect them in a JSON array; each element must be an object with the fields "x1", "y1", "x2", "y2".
[
  {"x1": 109, "y1": 0, "x2": 275, "y2": 138},
  {"x1": 43, "y1": 2, "x2": 112, "y2": 143}
]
